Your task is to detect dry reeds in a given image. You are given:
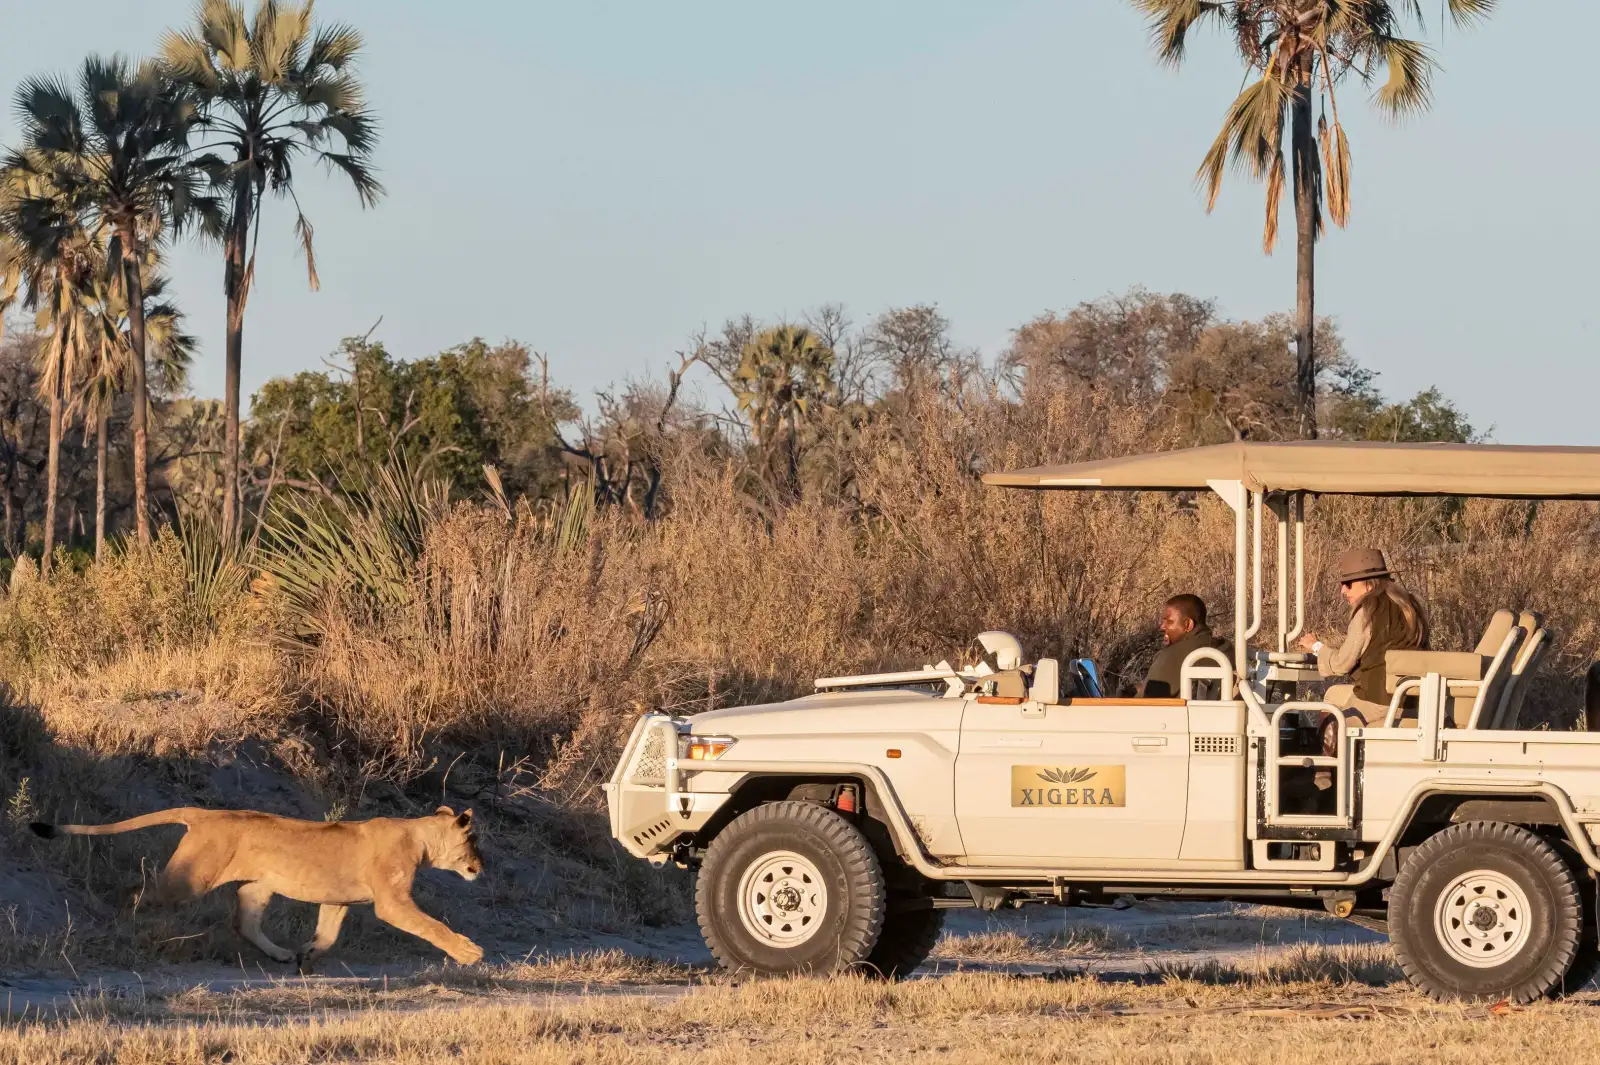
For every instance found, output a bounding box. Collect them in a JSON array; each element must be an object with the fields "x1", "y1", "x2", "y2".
[{"x1": 4, "y1": 389, "x2": 1600, "y2": 815}]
